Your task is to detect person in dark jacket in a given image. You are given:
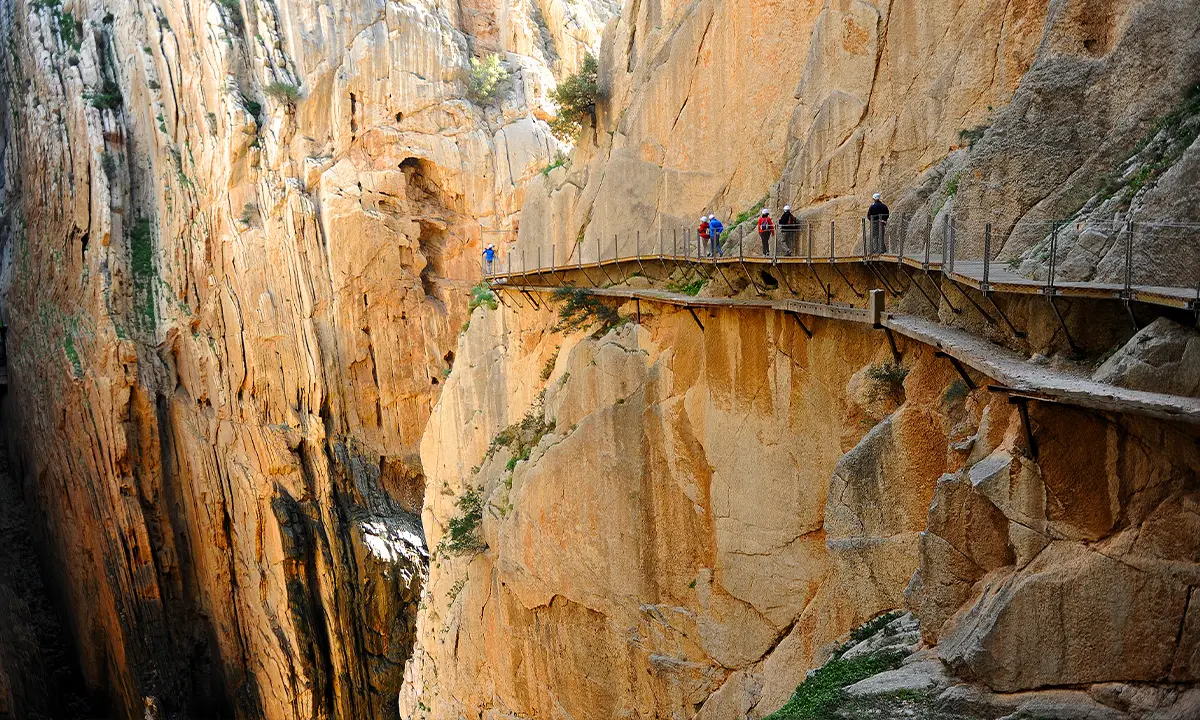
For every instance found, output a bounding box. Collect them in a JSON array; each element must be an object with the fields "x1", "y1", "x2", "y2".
[
  {"x1": 779, "y1": 205, "x2": 799, "y2": 256},
  {"x1": 757, "y1": 209, "x2": 775, "y2": 255},
  {"x1": 867, "y1": 193, "x2": 889, "y2": 254},
  {"x1": 708, "y1": 215, "x2": 725, "y2": 257}
]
